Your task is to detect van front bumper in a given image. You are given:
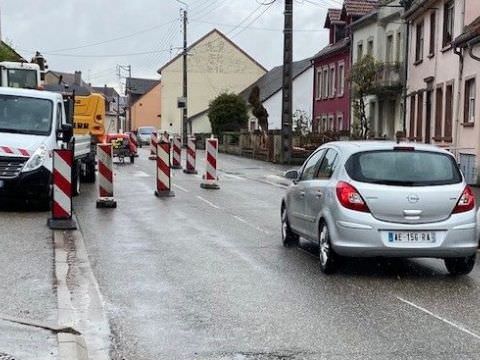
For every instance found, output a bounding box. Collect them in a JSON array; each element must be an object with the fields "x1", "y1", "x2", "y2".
[{"x1": 0, "y1": 167, "x2": 51, "y2": 200}]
